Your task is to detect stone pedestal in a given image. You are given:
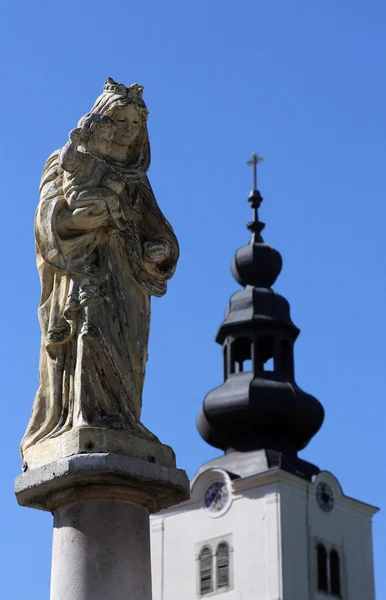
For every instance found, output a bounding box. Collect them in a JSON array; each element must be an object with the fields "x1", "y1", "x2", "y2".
[
  {"x1": 15, "y1": 452, "x2": 189, "y2": 600},
  {"x1": 51, "y1": 499, "x2": 151, "y2": 600}
]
